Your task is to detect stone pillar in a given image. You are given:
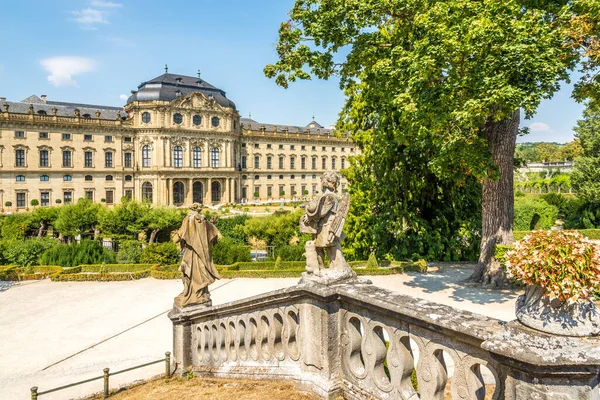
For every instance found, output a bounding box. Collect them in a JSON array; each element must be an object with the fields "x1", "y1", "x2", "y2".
[
  {"x1": 184, "y1": 178, "x2": 192, "y2": 205},
  {"x1": 206, "y1": 178, "x2": 212, "y2": 205},
  {"x1": 166, "y1": 178, "x2": 171, "y2": 206}
]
